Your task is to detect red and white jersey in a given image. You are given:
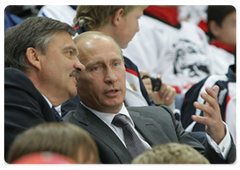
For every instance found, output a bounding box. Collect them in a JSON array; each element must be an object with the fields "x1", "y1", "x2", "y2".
[
  {"x1": 125, "y1": 69, "x2": 149, "y2": 107},
  {"x1": 123, "y1": 14, "x2": 234, "y2": 94}
]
